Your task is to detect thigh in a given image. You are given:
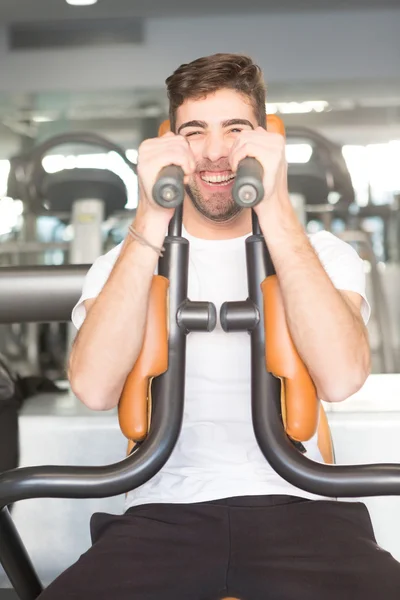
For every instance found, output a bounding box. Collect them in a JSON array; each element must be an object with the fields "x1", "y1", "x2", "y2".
[
  {"x1": 229, "y1": 499, "x2": 400, "y2": 600},
  {"x1": 38, "y1": 503, "x2": 229, "y2": 600}
]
